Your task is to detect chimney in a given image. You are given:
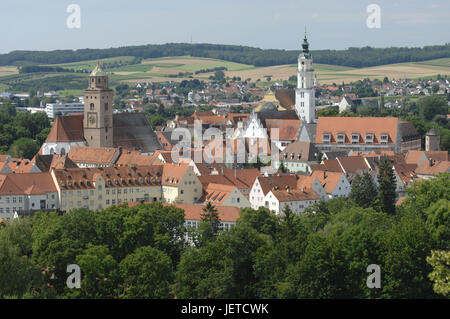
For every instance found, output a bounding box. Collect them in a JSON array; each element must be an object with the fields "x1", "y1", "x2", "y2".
[{"x1": 286, "y1": 186, "x2": 290, "y2": 193}]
